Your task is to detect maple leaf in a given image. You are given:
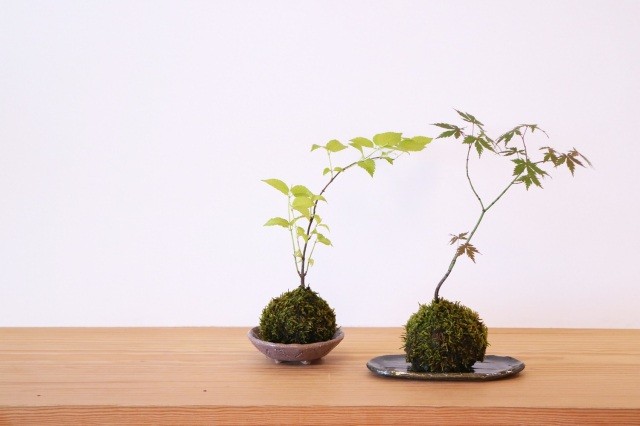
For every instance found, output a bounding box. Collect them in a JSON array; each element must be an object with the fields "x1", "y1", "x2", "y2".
[
  {"x1": 455, "y1": 110, "x2": 484, "y2": 127},
  {"x1": 475, "y1": 136, "x2": 495, "y2": 157},
  {"x1": 564, "y1": 148, "x2": 592, "y2": 175},
  {"x1": 456, "y1": 242, "x2": 480, "y2": 263},
  {"x1": 512, "y1": 158, "x2": 526, "y2": 176},
  {"x1": 566, "y1": 156, "x2": 576, "y2": 175},
  {"x1": 433, "y1": 123, "x2": 464, "y2": 139},
  {"x1": 571, "y1": 148, "x2": 592, "y2": 167},
  {"x1": 436, "y1": 129, "x2": 457, "y2": 139},
  {"x1": 449, "y1": 232, "x2": 468, "y2": 245},
  {"x1": 502, "y1": 147, "x2": 524, "y2": 157},
  {"x1": 497, "y1": 126, "x2": 522, "y2": 145},
  {"x1": 546, "y1": 148, "x2": 592, "y2": 175},
  {"x1": 541, "y1": 146, "x2": 559, "y2": 164}
]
